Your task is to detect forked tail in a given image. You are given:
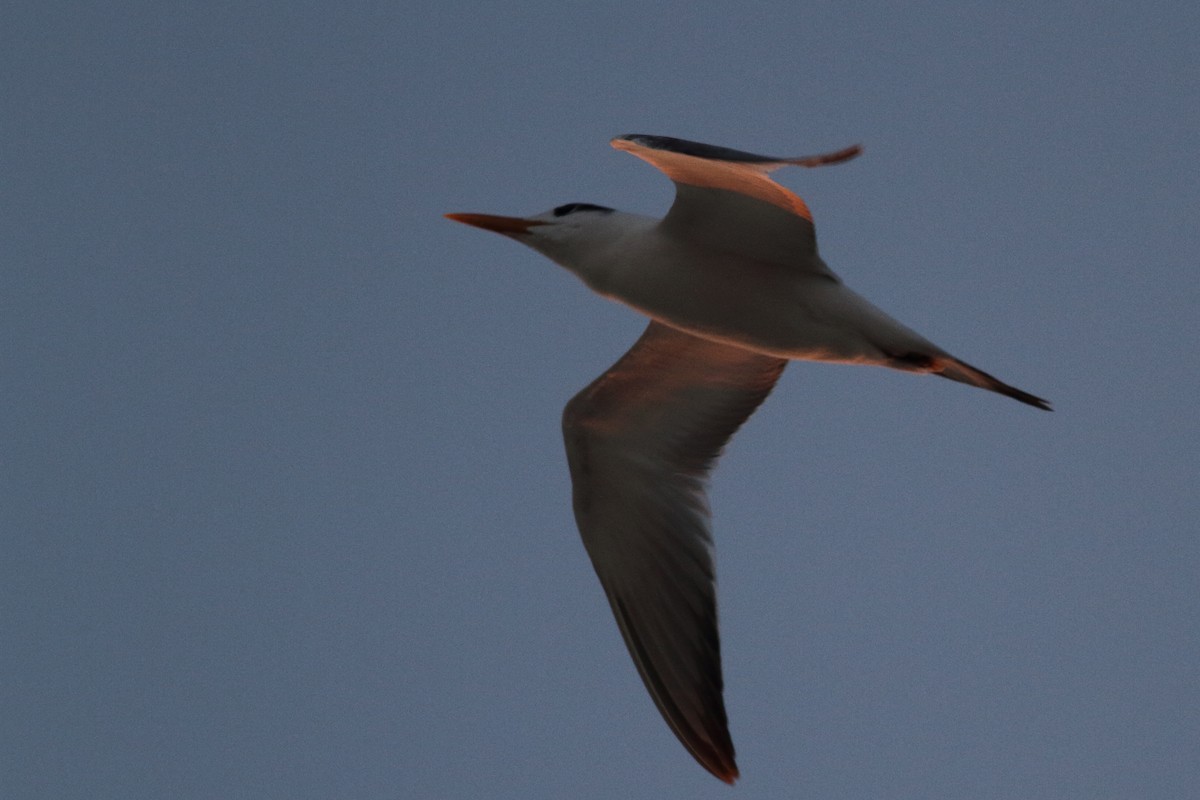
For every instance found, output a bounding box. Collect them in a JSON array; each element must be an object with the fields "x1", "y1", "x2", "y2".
[{"x1": 934, "y1": 356, "x2": 1052, "y2": 411}]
